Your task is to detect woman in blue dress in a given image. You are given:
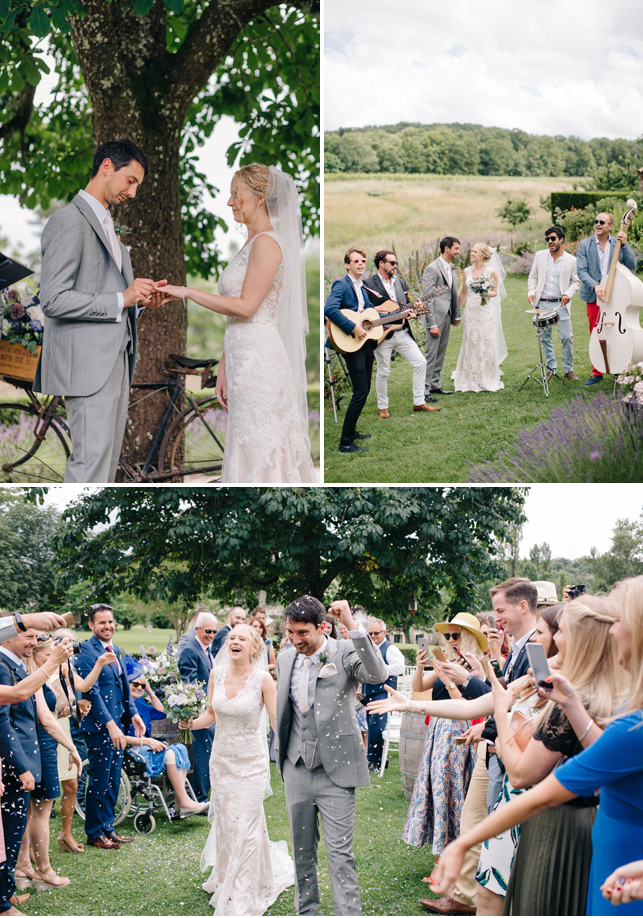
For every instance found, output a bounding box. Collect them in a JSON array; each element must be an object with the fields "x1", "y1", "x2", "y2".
[
  {"x1": 124, "y1": 659, "x2": 209, "y2": 816},
  {"x1": 429, "y1": 574, "x2": 643, "y2": 917}
]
